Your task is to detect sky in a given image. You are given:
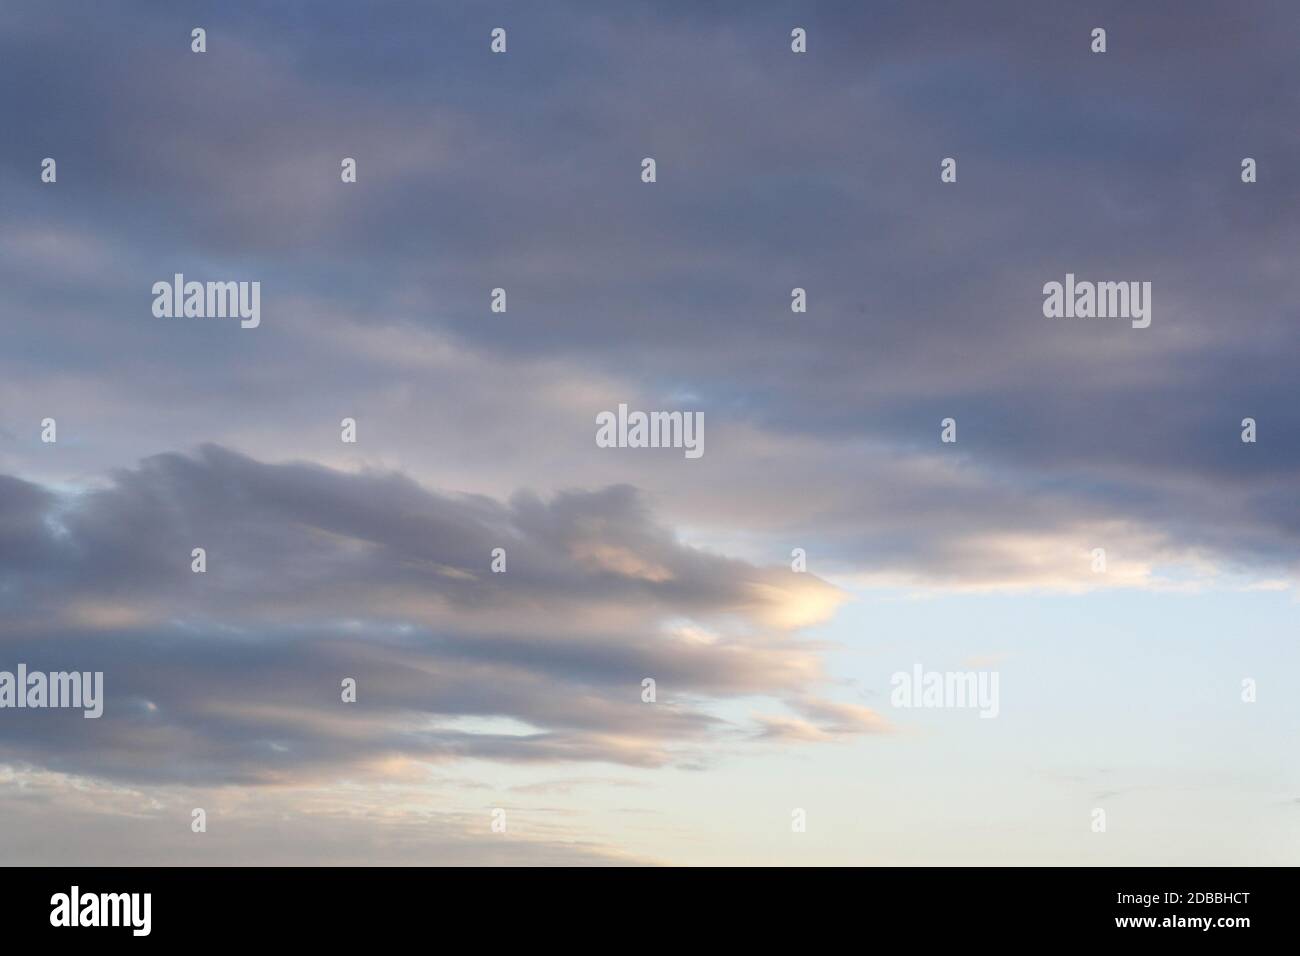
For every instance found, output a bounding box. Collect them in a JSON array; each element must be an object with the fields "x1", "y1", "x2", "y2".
[{"x1": 0, "y1": 0, "x2": 1297, "y2": 865}]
